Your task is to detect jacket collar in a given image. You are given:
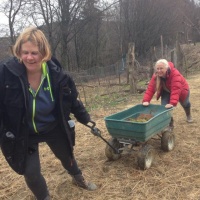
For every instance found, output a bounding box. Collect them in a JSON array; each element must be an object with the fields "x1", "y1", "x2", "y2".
[
  {"x1": 5, "y1": 57, "x2": 65, "y2": 84},
  {"x1": 5, "y1": 57, "x2": 26, "y2": 77},
  {"x1": 165, "y1": 67, "x2": 171, "y2": 79}
]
